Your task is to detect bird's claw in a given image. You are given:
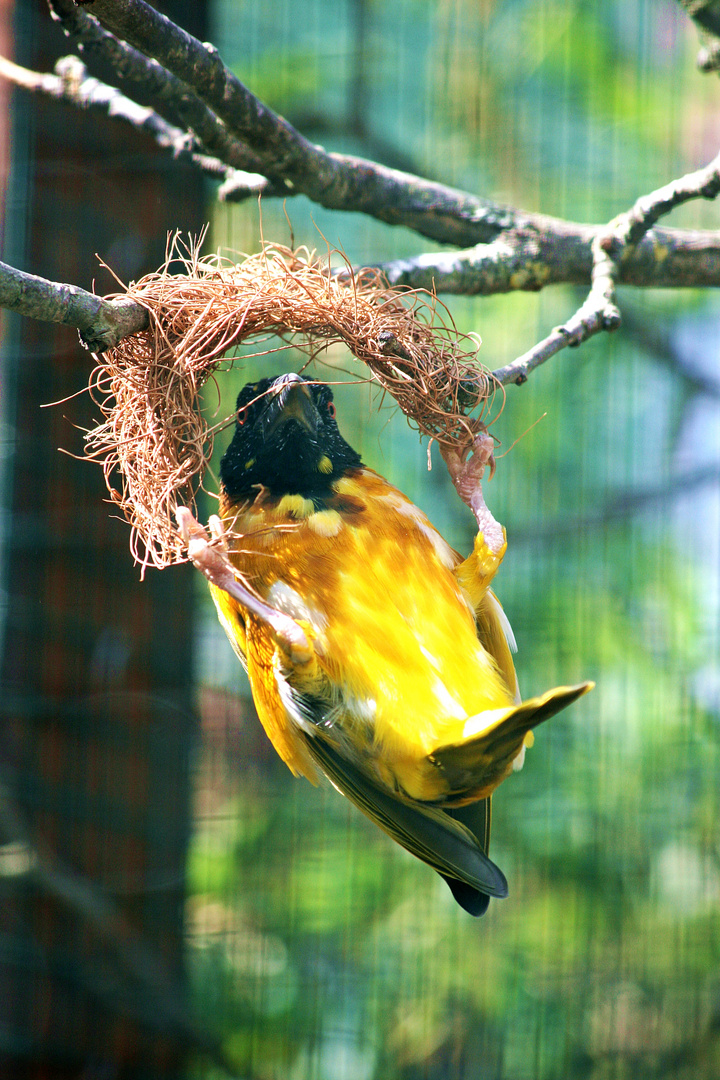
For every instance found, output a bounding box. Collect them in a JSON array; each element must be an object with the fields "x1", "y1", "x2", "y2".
[
  {"x1": 440, "y1": 432, "x2": 496, "y2": 509},
  {"x1": 176, "y1": 506, "x2": 228, "y2": 578},
  {"x1": 440, "y1": 432, "x2": 505, "y2": 557},
  {"x1": 176, "y1": 505, "x2": 209, "y2": 546}
]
